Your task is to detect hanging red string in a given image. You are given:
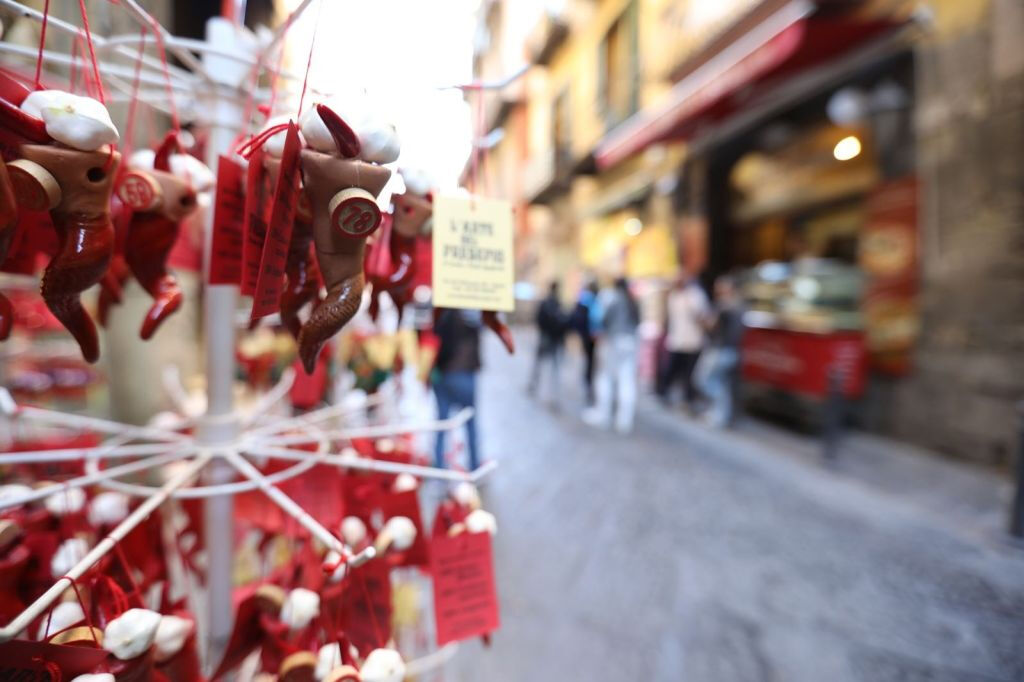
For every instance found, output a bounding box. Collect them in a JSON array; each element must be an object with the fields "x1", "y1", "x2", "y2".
[
  {"x1": 119, "y1": 28, "x2": 149, "y2": 167},
  {"x1": 146, "y1": 23, "x2": 181, "y2": 132},
  {"x1": 76, "y1": 0, "x2": 106, "y2": 104},
  {"x1": 34, "y1": 0, "x2": 51, "y2": 90},
  {"x1": 112, "y1": 542, "x2": 145, "y2": 608},
  {"x1": 56, "y1": 576, "x2": 101, "y2": 645},
  {"x1": 353, "y1": 568, "x2": 386, "y2": 650},
  {"x1": 265, "y1": 10, "x2": 296, "y2": 118},
  {"x1": 296, "y1": 0, "x2": 326, "y2": 118}
]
